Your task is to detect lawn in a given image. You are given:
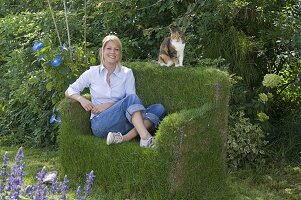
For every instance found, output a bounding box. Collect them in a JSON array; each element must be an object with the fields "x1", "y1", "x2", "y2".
[{"x1": 1, "y1": 146, "x2": 300, "y2": 200}]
